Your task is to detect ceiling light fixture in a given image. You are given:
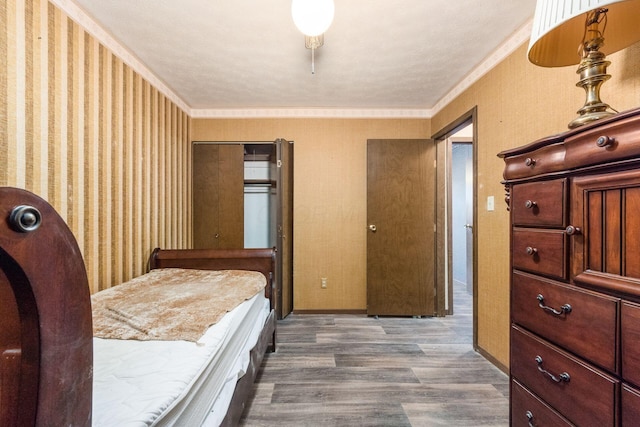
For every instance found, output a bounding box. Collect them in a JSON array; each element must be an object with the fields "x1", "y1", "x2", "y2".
[
  {"x1": 528, "y1": 0, "x2": 640, "y2": 129},
  {"x1": 291, "y1": 0, "x2": 335, "y2": 74}
]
